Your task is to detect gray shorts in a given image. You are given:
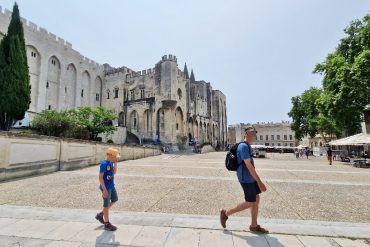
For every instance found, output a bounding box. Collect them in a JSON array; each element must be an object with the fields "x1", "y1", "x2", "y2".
[{"x1": 100, "y1": 187, "x2": 118, "y2": 207}]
